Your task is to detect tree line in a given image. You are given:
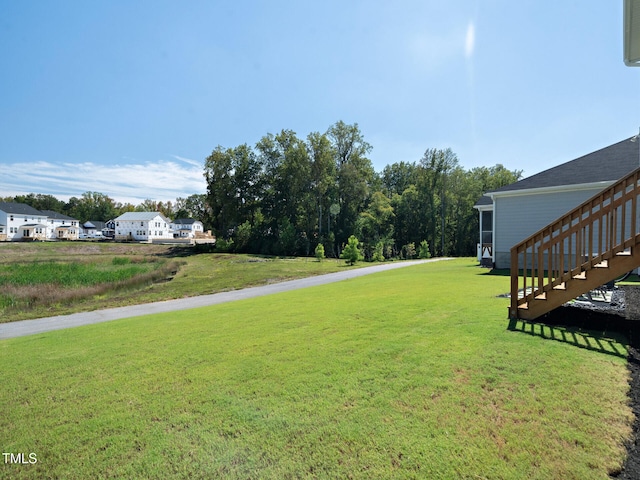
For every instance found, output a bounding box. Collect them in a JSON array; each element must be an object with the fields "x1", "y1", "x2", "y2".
[
  {"x1": 204, "y1": 120, "x2": 522, "y2": 259},
  {"x1": 3, "y1": 120, "x2": 521, "y2": 259},
  {"x1": 0, "y1": 192, "x2": 208, "y2": 225}
]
